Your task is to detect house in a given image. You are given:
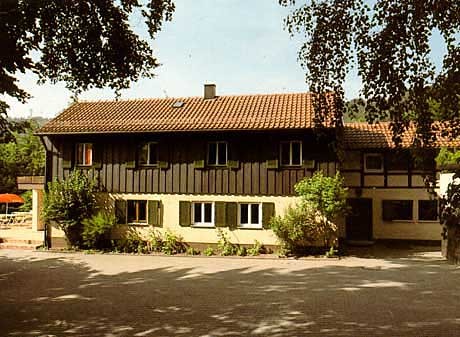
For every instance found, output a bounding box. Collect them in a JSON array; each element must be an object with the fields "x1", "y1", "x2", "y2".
[{"x1": 36, "y1": 84, "x2": 449, "y2": 248}]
